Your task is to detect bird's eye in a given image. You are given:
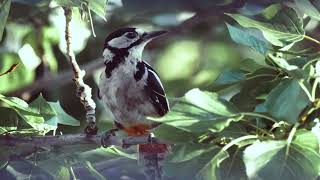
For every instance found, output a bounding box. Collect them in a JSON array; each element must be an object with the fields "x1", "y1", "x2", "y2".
[{"x1": 126, "y1": 32, "x2": 138, "y2": 39}]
